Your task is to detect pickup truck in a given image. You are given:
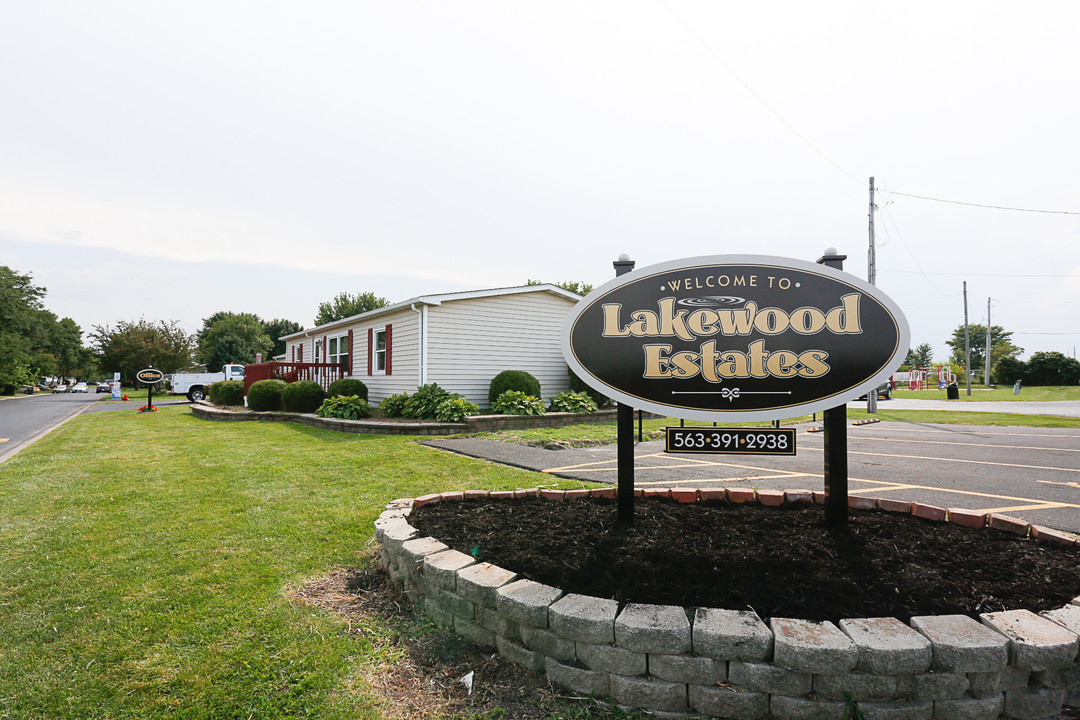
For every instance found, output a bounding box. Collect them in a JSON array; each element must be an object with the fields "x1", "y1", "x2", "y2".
[{"x1": 169, "y1": 364, "x2": 245, "y2": 401}]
